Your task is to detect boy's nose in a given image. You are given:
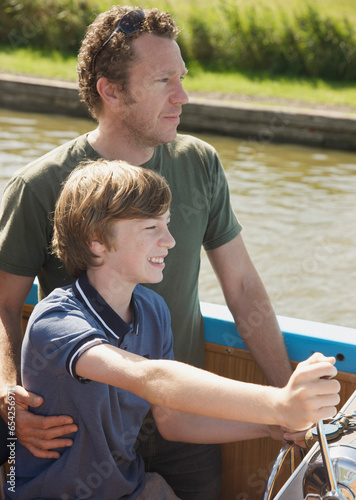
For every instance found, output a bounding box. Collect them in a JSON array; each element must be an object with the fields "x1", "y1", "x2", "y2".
[{"x1": 164, "y1": 230, "x2": 176, "y2": 249}]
